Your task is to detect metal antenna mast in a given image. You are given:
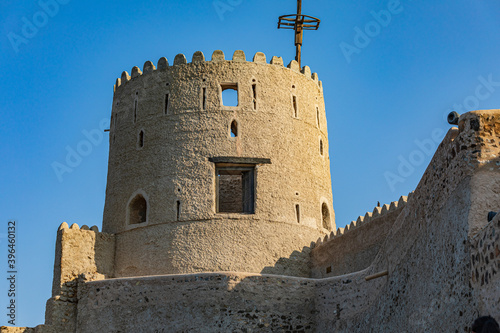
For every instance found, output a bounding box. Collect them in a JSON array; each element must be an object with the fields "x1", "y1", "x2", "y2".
[{"x1": 278, "y1": 0, "x2": 320, "y2": 68}]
